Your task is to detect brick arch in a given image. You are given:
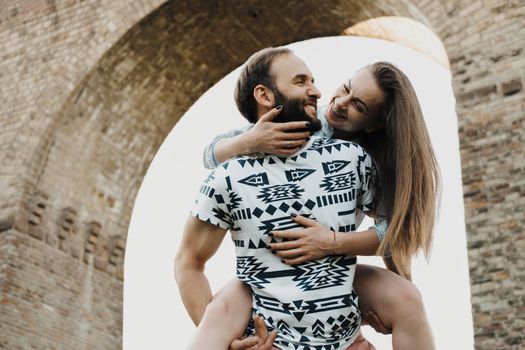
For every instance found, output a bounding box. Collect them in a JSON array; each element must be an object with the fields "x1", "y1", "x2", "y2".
[
  {"x1": 1, "y1": 0, "x2": 522, "y2": 349},
  {"x1": 23, "y1": 0, "x2": 431, "y2": 244},
  {"x1": 0, "y1": 0, "x2": 164, "y2": 218}
]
